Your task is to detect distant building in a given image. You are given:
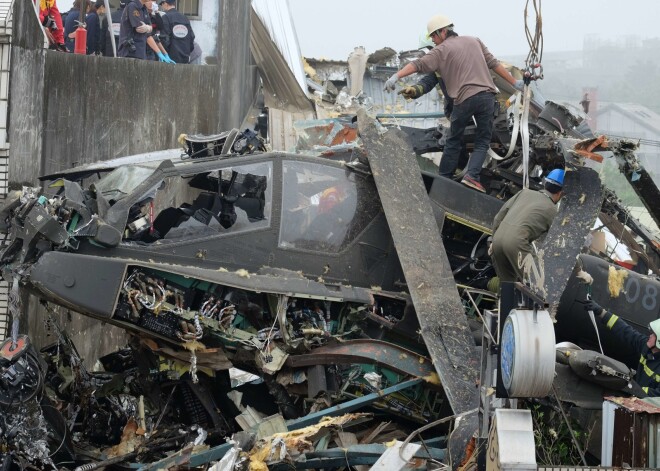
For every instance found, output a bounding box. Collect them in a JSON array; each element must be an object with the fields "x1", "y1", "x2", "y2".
[{"x1": 595, "y1": 102, "x2": 660, "y2": 178}]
